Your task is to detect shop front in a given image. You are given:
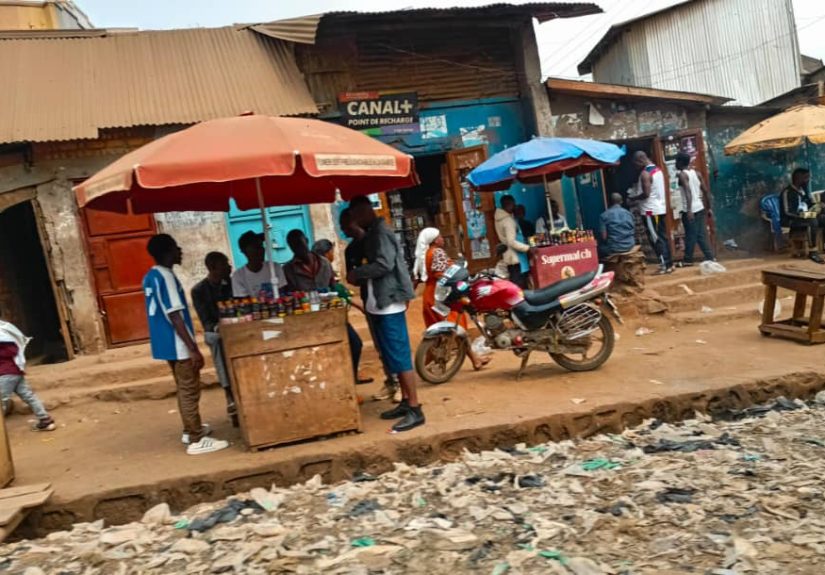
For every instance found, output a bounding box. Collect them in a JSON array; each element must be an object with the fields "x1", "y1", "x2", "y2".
[
  {"x1": 547, "y1": 78, "x2": 728, "y2": 265},
  {"x1": 360, "y1": 97, "x2": 548, "y2": 274}
]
